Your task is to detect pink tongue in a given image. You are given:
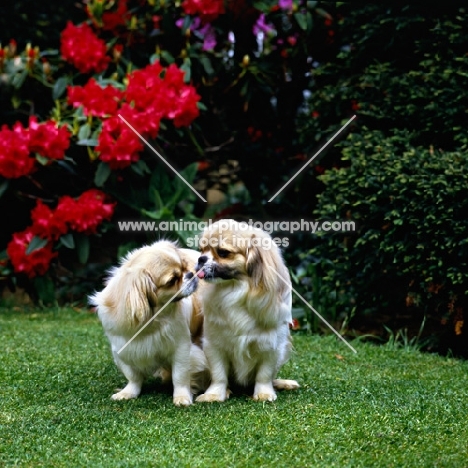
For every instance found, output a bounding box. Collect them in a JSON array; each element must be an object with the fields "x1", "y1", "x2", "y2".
[{"x1": 196, "y1": 270, "x2": 205, "y2": 279}]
